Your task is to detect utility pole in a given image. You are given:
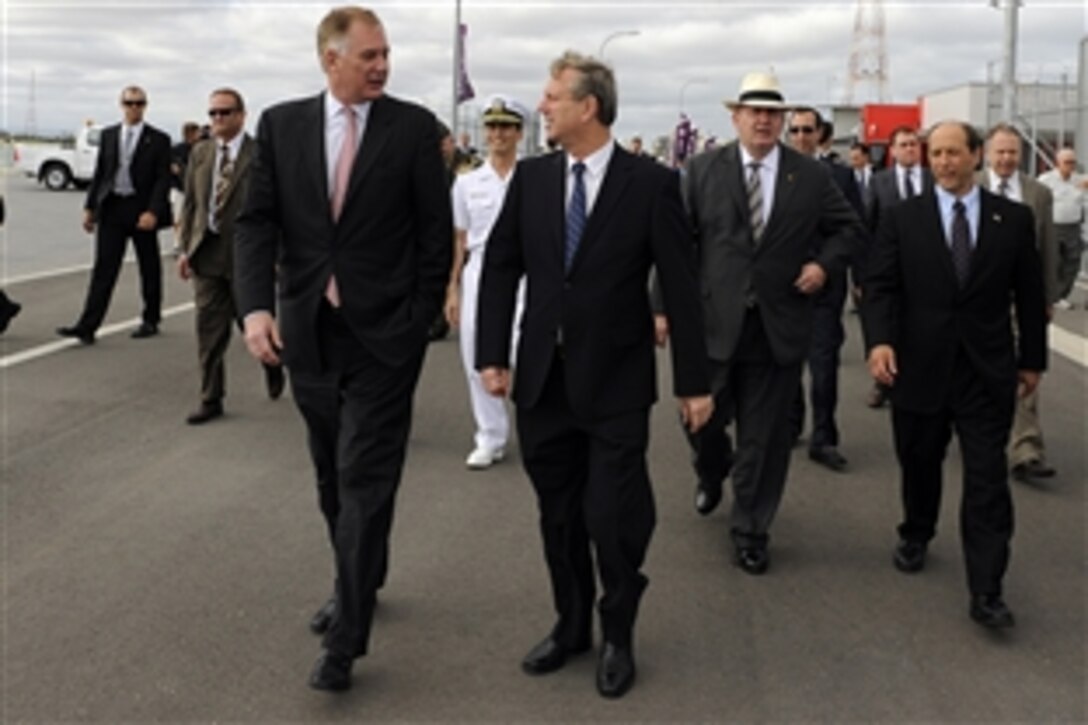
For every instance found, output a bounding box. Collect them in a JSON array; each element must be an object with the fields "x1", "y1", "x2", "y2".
[{"x1": 994, "y1": 0, "x2": 1020, "y2": 123}]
